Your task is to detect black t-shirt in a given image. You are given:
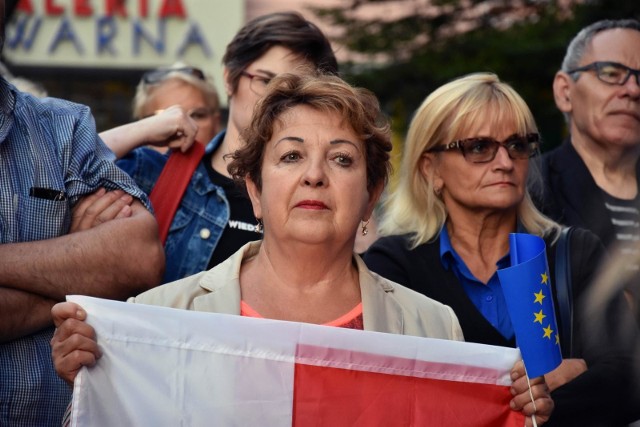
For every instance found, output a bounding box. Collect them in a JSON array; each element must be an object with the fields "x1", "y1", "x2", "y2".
[{"x1": 204, "y1": 152, "x2": 261, "y2": 269}]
